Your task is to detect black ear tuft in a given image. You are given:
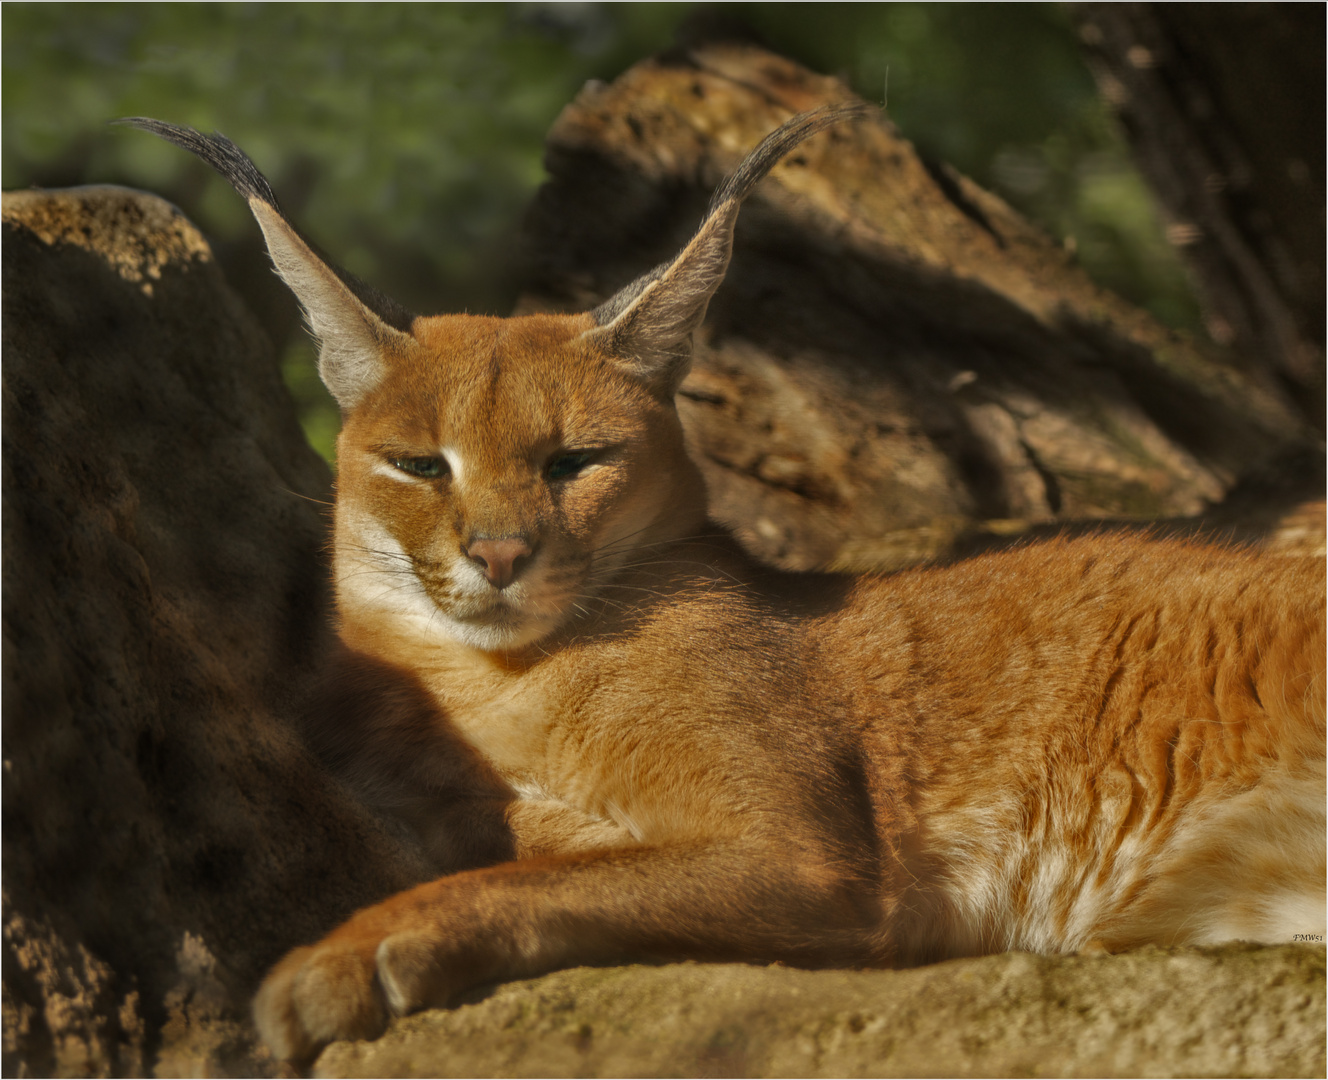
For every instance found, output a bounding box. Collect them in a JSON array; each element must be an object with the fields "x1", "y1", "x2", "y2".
[
  {"x1": 705, "y1": 102, "x2": 873, "y2": 211},
  {"x1": 118, "y1": 117, "x2": 420, "y2": 409},
  {"x1": 581, "y1": 102, "x2": 873, "y2": 396},
  {"x1": 116, "y1": 117, "x2": 282, "y2": 208},
  {"x1": 115, "y1": 117, "x2": 415, "y2": 336}
]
